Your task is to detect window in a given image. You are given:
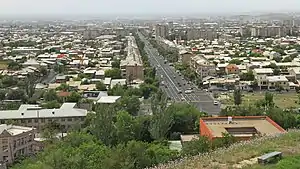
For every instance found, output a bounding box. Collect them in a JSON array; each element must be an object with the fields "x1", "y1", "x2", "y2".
[
  {"x1": 27, "y1": 119, "x2": 32, "y2": 123},
  {"x1": 0, "y1": 120, "x2": 4, "y2": 124},
  {"x1": 61, "y1": 118, "x2": 65, "y2": 122},
  {"x1": 2, "y1": 145, "x2": 8, "y2": 152},
  {"x1": 48, "y1": 119, "x2": 52, "y2": 122},
  {"x1": 21, "y1": 120, "x2": 25, "y2": 123},
  {"x1": 67, "y1": 118, "x2": 72, "y2": 122},
  {"x1": 2, "y1": 139, "x2": 8, "y2": 144},
  {"x1": 34, "y1": 119, "x2": 38, "y2": 123},
  {"x1": 41, "y1": 119, "x2": 45, "y2": 123}
]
